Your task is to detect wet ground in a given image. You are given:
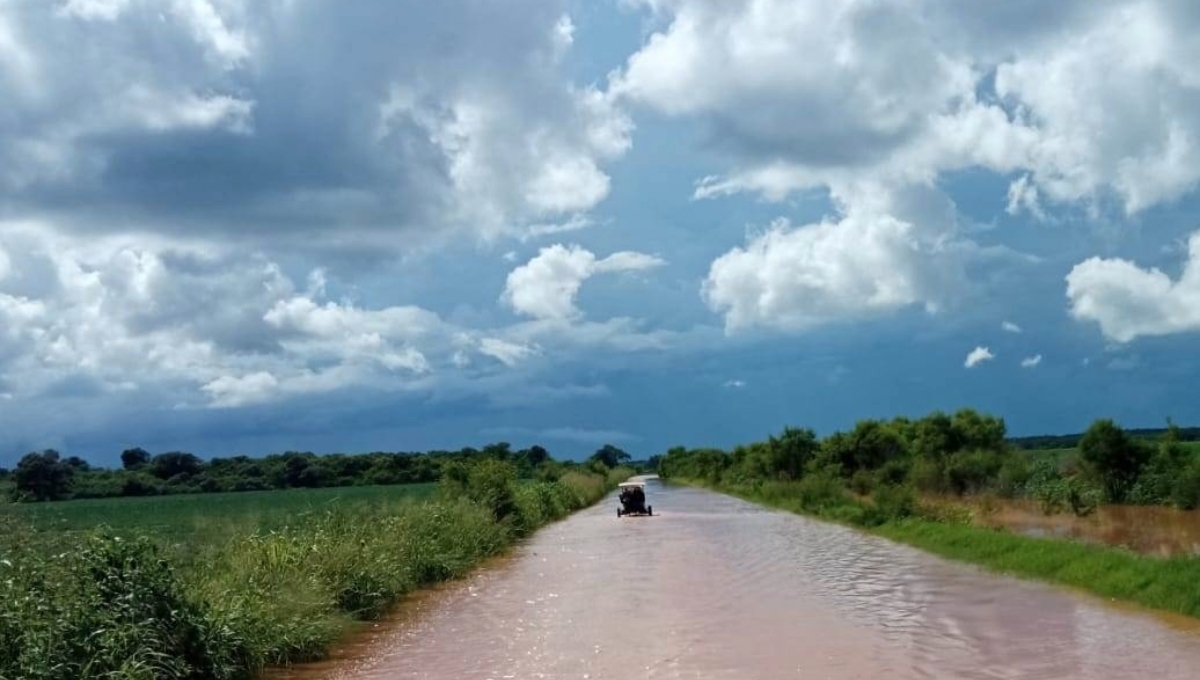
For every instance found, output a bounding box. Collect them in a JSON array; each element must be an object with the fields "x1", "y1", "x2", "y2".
[
  {"x1": 972, "y1": 499, "x2": 1200, "y2": 557},
  {"x1": 269, "y1": 479, "x2": 1200, "y2": 679}
]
